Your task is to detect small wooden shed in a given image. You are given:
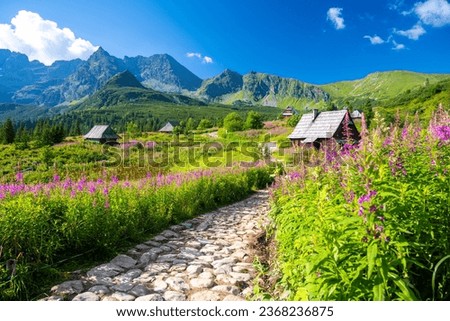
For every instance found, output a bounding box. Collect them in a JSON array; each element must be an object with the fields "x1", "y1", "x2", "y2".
[
  {"x1": 282, "y1": 106, "x2": 299, "y2": 118},
  {"x1": 83, "y1": 125, "x2": 120, "y2": 144}
]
